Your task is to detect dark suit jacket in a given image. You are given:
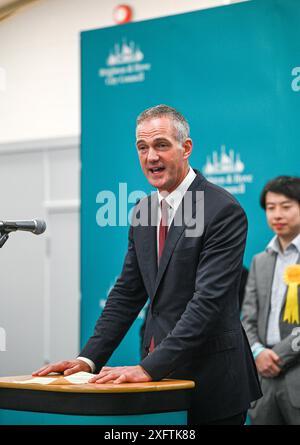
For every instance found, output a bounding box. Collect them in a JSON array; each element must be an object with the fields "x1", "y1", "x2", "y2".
[{"x1": 80, "y1": 170, "x2": 262, "y2": 423}]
